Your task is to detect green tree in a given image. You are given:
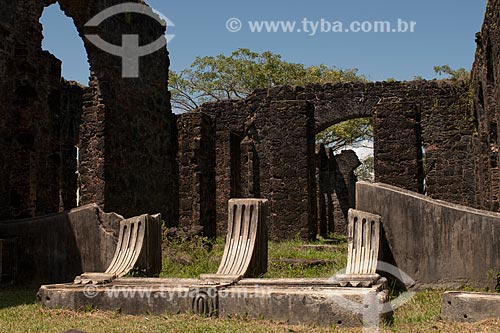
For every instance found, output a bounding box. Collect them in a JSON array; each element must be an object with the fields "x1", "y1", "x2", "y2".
[
  {"x1": 315, "y1": 118, "x2": 372, "y2": 151},
  {"x1": 170, "y1": 48, "x2": 364, "y2": 112},
  {"x1": 434, "y1": 65, "x2": 470, "y2": 80},
  {"x1": 355, "y1": 156, "x2": 375, "y2": 182},
  {"x1": 169, "y1": 48, "x2": 371, "y2": 151}
]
